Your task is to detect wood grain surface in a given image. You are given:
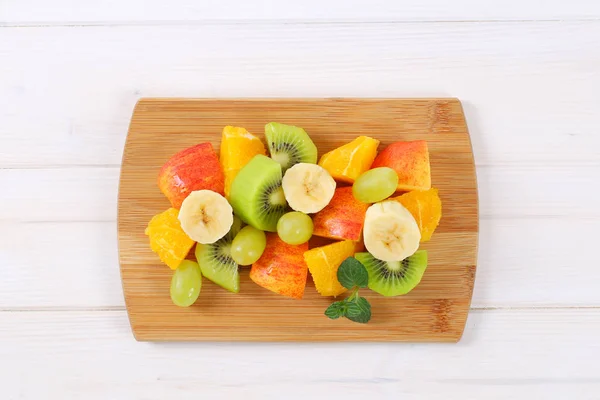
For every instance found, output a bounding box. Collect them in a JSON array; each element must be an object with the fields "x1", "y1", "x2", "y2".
[
  {"x1": 117, "y1": 98, "x2": 478, "y2": 342},
  {"x1": 3, "y1": 2, "x2": 600, "y2": 397}
]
